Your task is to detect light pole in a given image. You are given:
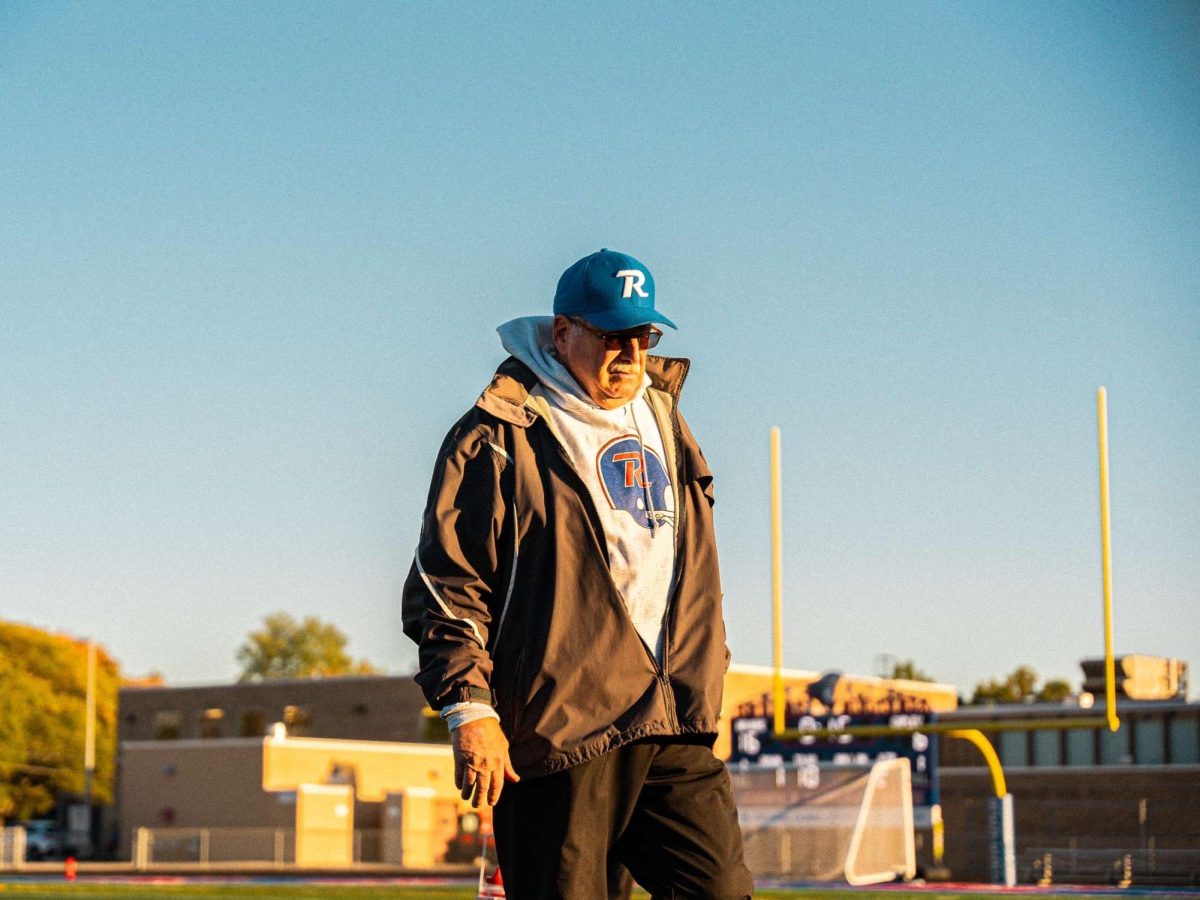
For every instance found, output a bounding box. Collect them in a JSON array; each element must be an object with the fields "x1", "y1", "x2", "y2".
[
  {"x1": 77, "y1": 638, "x2": 97, "y2": 858},
  {"x1": 84, "y1": 639, "x2": 96, "y2": 805}
]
